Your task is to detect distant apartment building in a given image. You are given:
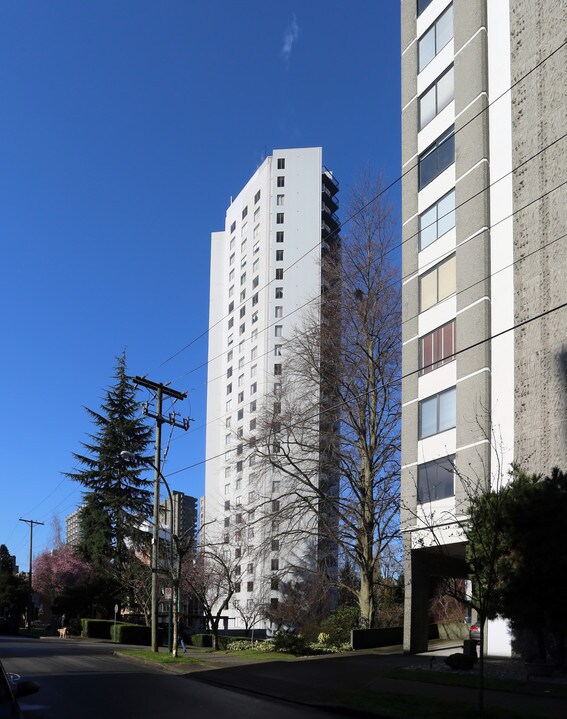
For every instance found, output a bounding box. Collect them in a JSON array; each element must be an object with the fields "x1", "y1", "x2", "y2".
[
  {"x1": 205, "y1": 147, "x2": 339, "y2": 630},
  {"x1": 400, "y1": 0, "x2": 566, "y2": 655},
  {"x1": 65, "y1": 507, "x2": 84, "y2": 547},
  {"x1": 159, "y1": 491, "x2": 197, "y2": 539}
]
